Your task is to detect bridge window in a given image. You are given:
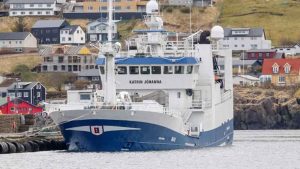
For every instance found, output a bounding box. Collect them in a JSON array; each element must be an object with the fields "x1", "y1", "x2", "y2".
[
  {"x1": 141, "y1": 66, "x2": 150, "y2": 74},
  {"x1": 129, "y1": 66, "x2": 139, "y2": 74},
  {"x1": 118, "y1": 66, "x2": 127, "y2": 74},
  {"x1": 187, "y1": 66, "x2": 193, "y2": 74},
  {"x1": 164, "y1": 66, "x2": 173, "y2": 74},
  {"x1": 151, "y1": 66, "x2": 161, "y2": 74},
  {"x1": 175, "y1": 66, "x2": 184, "y2": 74}
]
